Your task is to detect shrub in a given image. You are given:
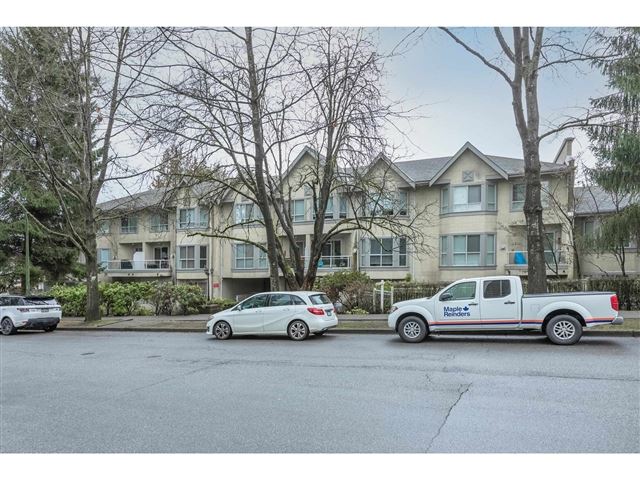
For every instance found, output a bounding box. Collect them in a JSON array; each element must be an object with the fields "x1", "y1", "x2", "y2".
[
  {"x1": 100, "y1": 282, "x2": 154, "y2": 316},
  {"x1": 49, "y1": 284, "x2": 87, "y2": 317},
  {"x1": 346, "y1": 307, "x2": 369, "y2": 315},
  {"x1": 315, "y1": 271, "x2": 372, "y2": 309},
  {"x1": 210, "y1": 297, "x2": 237, "y2": 309},
  {"x1": 173, "y1": 284, "x2": 207, "y2": 314}
]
